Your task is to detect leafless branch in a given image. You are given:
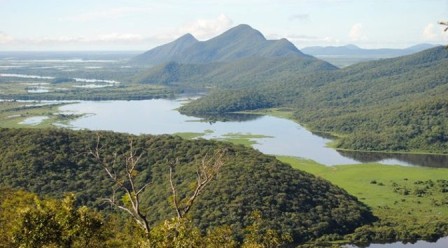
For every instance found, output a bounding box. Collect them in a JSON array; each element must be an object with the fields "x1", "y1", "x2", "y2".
[
  {"x1": 169, "y1": 149, "x2": 225, "y2": 219},
  {"x1": 90, "y1": 134, "x2": 151, "y2": 235}
]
